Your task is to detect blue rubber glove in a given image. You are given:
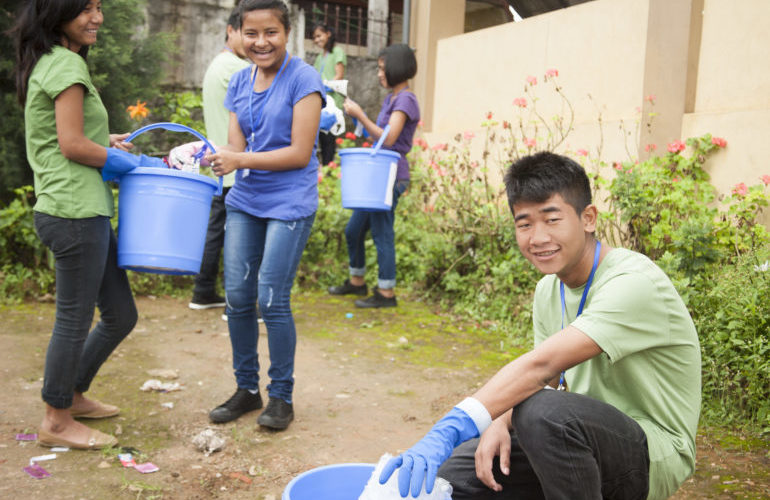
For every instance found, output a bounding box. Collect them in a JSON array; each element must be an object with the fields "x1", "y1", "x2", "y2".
[
  {"x1": 379, "y1": 406, "x2": 480, "y2": 498},
  {"x1": 319, "y1": 109, "x2": 337, "y2": 131},
  {"x1": 103, "y1": 148, "x2": 165, "y2": 181}
]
